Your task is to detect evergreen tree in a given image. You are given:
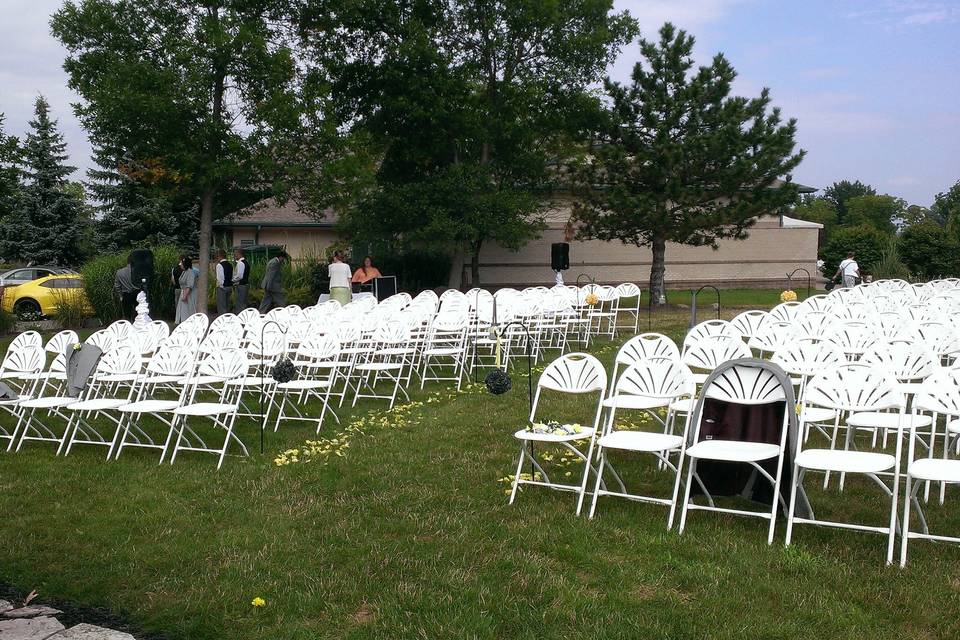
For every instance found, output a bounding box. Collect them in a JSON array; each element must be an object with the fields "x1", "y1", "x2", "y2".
[
  {"x1": 86, "y1": 142, "x2": 199, "y2": 252},
  {"x1": 0, "y1": 97, "x2": 87, "y2": 265},
  {"x1": 572, "y1": 24, "x2": 804, "y2": 303},
  {"x1": 0, "y1": 114, "x2": 21, "y2": 226}
]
